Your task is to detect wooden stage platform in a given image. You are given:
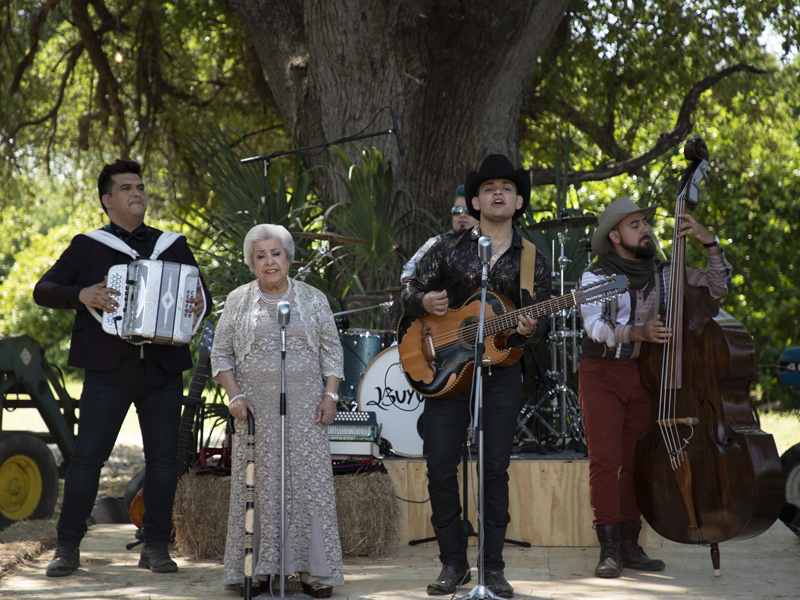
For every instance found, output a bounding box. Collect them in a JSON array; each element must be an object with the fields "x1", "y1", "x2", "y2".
[{"x1": 383, "y1": 456, "x2": 661, "y2": 547}]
